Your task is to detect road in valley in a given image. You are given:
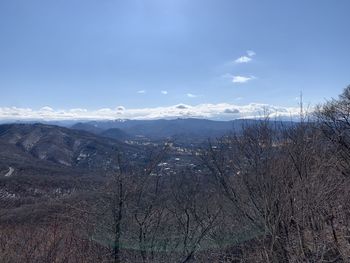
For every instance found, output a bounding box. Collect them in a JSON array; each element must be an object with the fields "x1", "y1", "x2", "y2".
[{"x1": 4, "y1": 167, "x2": 14, "y2": 177}]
